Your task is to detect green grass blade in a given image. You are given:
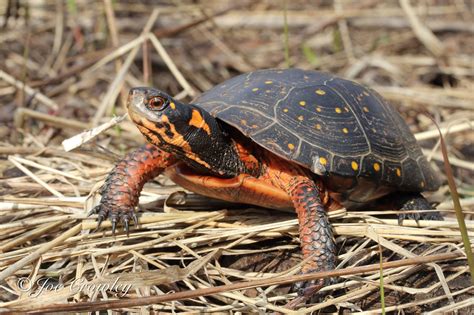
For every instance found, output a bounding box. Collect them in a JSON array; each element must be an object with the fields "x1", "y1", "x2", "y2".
[
  {"x1": 302, "y1": 44, "x2": 319, "y2": 67},
  {"x1": 379, "y1": 243, "x2": 386, "y2": 314},
  {"x1": 435, "y1": 121, "x2": 474, "y2": 284}
]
